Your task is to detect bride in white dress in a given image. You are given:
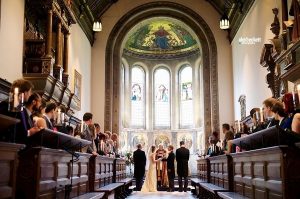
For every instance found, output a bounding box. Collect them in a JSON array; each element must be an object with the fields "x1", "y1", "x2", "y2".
[{"x1": 141, "y1": 145, "x2": 162, "y2": 192}]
